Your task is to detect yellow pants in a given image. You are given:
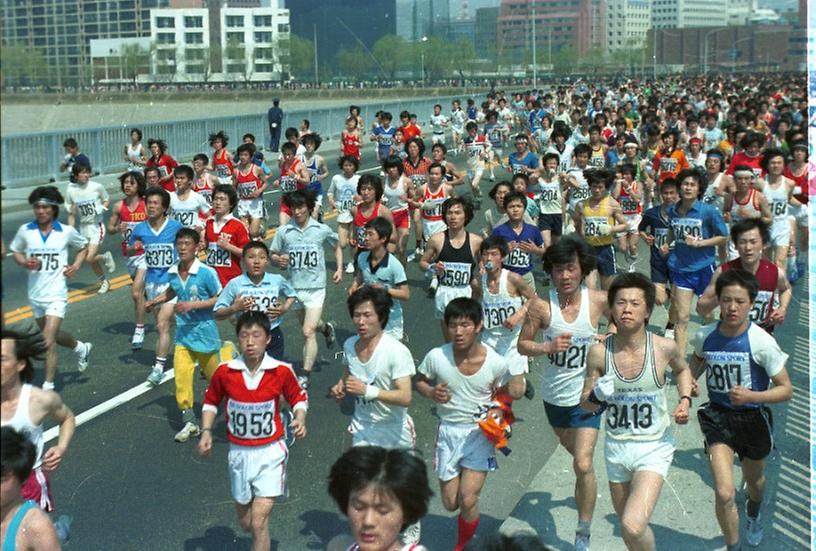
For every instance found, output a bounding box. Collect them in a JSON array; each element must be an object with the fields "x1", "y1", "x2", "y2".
[{"x1": 173, "y1": 342, "x2": 237, "y2": 411}]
